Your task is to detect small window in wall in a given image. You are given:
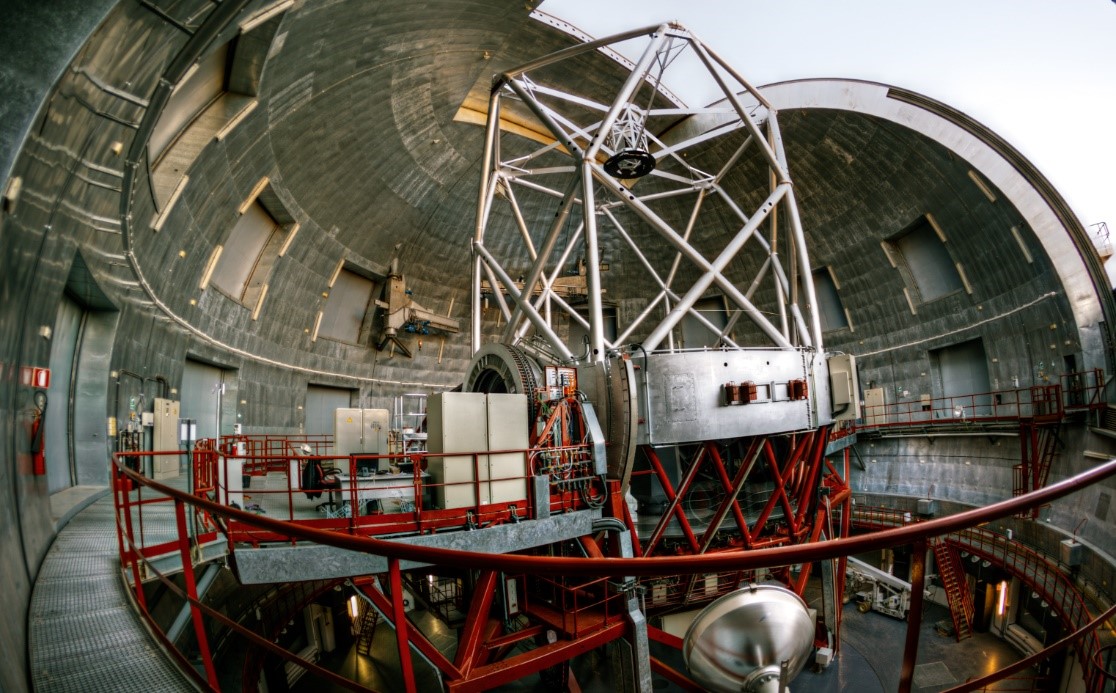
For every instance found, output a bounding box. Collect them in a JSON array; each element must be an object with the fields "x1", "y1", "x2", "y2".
[
  {"x1": 681, "y1": 296, "x2": 729, "y2": 348},
  {"x1": 812, "y1": 267, "x2": 849, "y2": 332},
  {"x1": 148, "y1": 2, "x2": 289, "y2": 209},
  {"x1": 318, "y1": 266, "x2": 378, "y2": 344},
  {"x1": 205, "y1": 178, "x2": 297, "y2": 316},
  {"x1": 885, "y1": 215, "x2": 964, "y2": 304}
]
